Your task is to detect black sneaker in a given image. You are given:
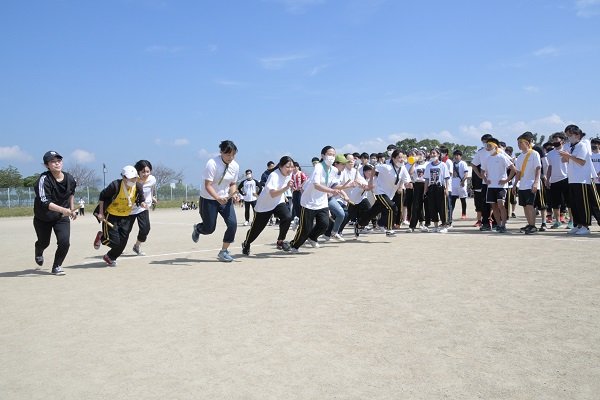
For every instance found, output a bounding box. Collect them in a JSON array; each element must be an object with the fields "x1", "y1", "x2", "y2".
[
  {"x1": 35, "y1": 255, "x2": 44, "y2": 269},
  {"x1": 479, "y1": 225, "x2": 492, "y2": 232},
  {"x1": 354, "y1": 224, "x2": 360, "y2": 238},
  {"x1": 51, "y1": 266, "x2": 65, "y2": 275},
  {"x1": 191, "y1": 224, "x2": 200, "y2": 243},
  {"x1": 277, "y1": 240, "x2": 292, "y2": 252},
  {"x1": 539, "y1": 223, "x2": 547, "y2": 232},
  {"x1": 241, "y1": 241, "x2": 250, "y2": 256},
  {"x1": 525, "y1": 225, "x2": 538, "y2": 235},
  {"x1": 519, "y1": 225, "x2": 530, "y2": 232}
]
